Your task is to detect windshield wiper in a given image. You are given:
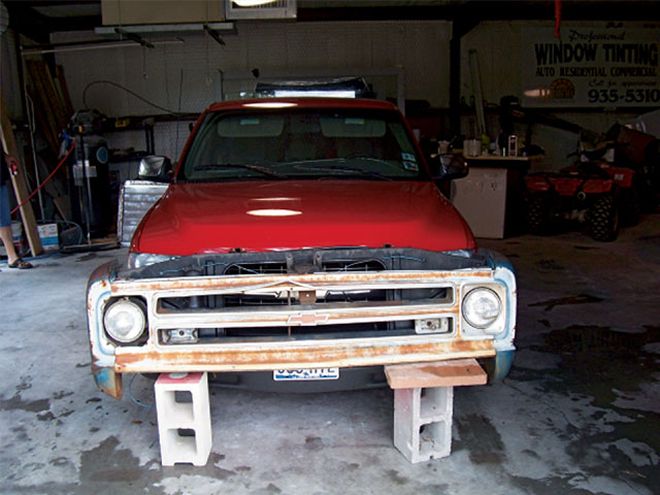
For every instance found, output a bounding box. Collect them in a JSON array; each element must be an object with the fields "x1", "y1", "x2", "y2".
[
  {"x1": 193, "y1": 163, "x2": 285, "y2": 179},
  {"x1": 338, "y1": 156, "x2": 396, "y2": 166},
  {"x1": 290, "y1": 162, "x2": 392, "y2": 181}
]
